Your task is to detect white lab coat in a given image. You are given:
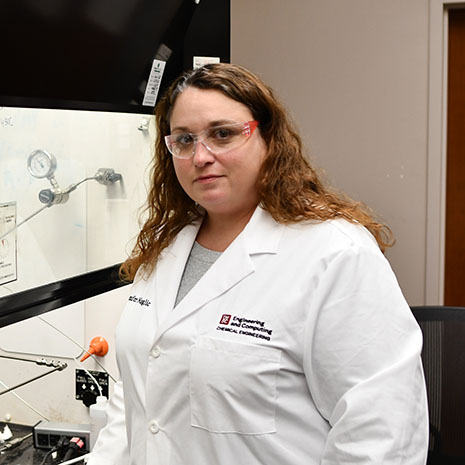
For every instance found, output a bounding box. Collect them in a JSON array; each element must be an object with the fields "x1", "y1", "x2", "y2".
[{"x1": 88, "y1": 206, "x2": 428, "y2": 465}]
